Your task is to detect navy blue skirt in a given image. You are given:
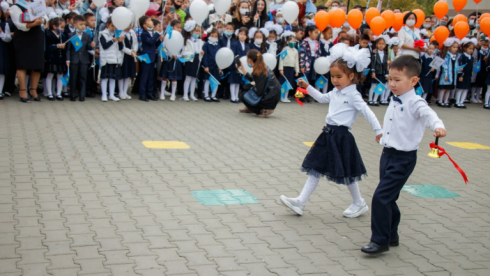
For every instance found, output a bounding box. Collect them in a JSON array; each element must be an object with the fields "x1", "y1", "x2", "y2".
[
  {"x1": 184, "y1": 55, "x2": 200, "y2": 78},
  {"x1": 420, "y1": 78, "x2": 433, "y2": 94},
  {"x1": 305, "y1": 57, "x2": 317, "y2": 82},
  {"x1": 100, "y1": 64, "x2": 122, "y2": 80},
  {"x1": 281, "y1": 67, "x2": 296, "y2": 92},
  {"x1": 301, "y1": 125, "x2": 367, "y2": 185},
  {"x1": 159, "y1": 58, "x2": 183, "y2": 80},
  {"x1": 121, "y1": 55, "x2": 136, "y2": 79},
  {"x1": 204, "y1": 67, "x2": 219, "y2": 80}
]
